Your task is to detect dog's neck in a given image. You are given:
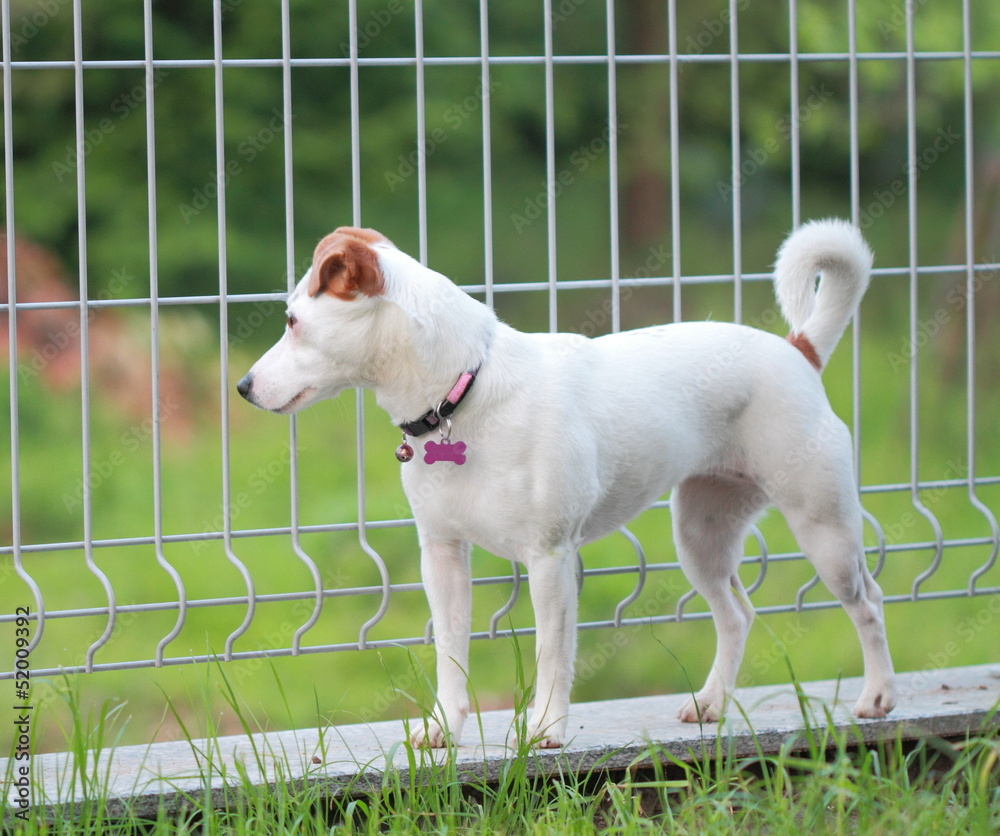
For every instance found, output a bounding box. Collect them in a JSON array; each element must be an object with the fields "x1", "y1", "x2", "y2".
[
  {"x1": 372, "y1": 336, "x2": 489, "y2": 430},
  {"x1": 365, "y1": 251, "x2": 497, "y2": 427}
]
